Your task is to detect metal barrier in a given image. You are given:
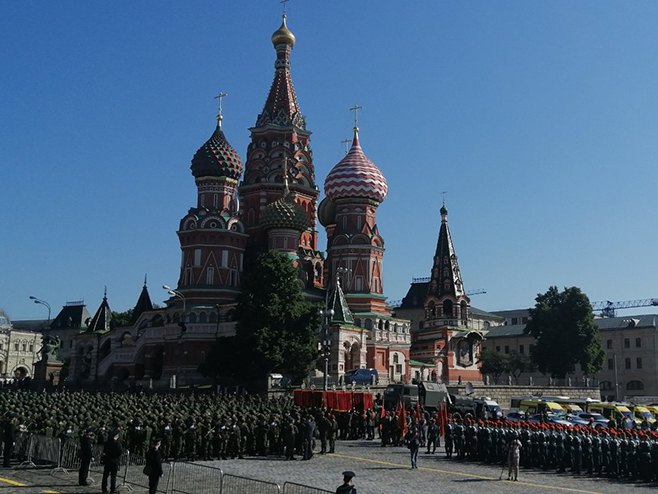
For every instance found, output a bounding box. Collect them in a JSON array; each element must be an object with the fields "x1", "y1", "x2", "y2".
[
  {"x1": 220, "y1": 473, "x2": 281, "y2": 494},
  {"x1": 171, "y1": 462, "x2": 222, "y2": 494},
  {"x1": 282, "y1": 482, "x2": 334, "y2": 494},
  {"x1": 29, "y1": 435, "x2": 64, "y2": 473},
  {"x1": 123, "y1": 452, "x2": 172, "y2": 493},
  {"x1": 14, "y1": 432, "x2": 35, "y2": 468}
]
